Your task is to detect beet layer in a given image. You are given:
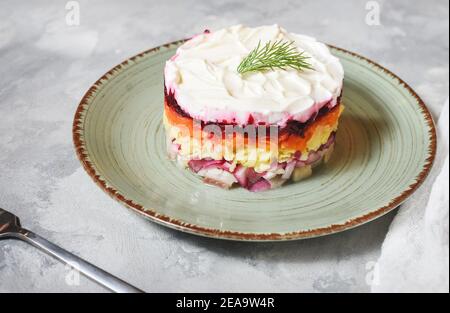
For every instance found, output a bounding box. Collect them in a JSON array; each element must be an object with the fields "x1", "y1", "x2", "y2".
[{"x1": 164, "y1": 85, "x2": 342, "y2": 138}]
